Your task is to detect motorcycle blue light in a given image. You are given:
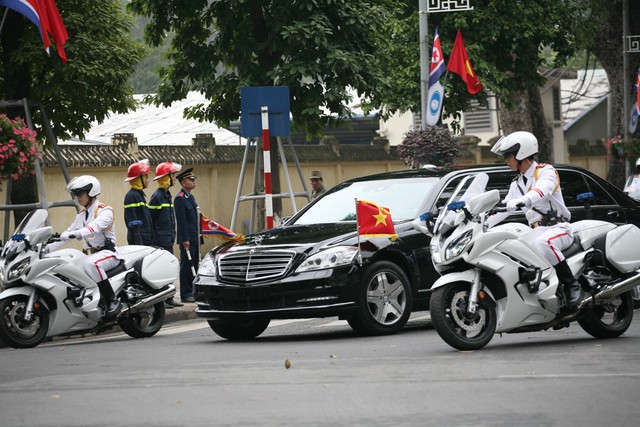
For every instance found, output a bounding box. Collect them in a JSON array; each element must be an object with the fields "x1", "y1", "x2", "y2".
[
  {"x1": 447, "y1": 201, "x2": 465, "y2": 211},
  {"x1": 11, "y1": 234, "x2": 26, "y2": 241},
  {"x1": 419, "y1": 212, "x2": 430, "y2": 221},
  {"x1": 577, "y1": 192, "x2": 594, "y2": 201}
]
